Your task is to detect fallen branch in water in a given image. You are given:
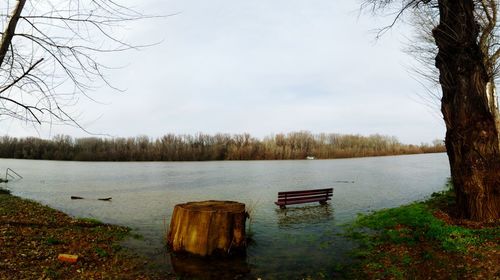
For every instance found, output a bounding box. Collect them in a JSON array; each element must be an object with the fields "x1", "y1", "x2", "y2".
[{"x1": 71, "y1": 196, "x2": 112, "y2": 201}]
